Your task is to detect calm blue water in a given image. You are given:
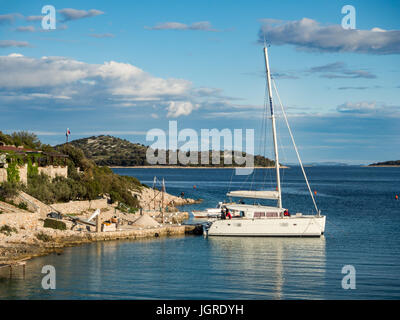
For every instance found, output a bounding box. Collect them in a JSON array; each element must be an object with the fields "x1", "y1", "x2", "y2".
[{"x1": 1, "y1": 166, "x2": 399, "y2": 299}]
